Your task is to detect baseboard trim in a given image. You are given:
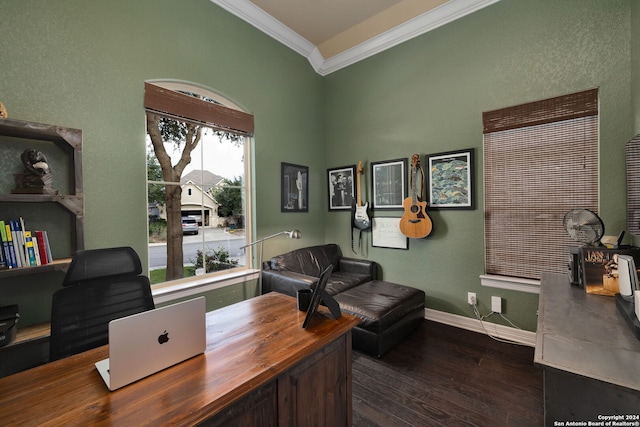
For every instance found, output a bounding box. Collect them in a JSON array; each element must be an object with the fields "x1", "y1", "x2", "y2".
[{"x1": 425, "y1": 308, "x2": 537, "y2": 347}]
